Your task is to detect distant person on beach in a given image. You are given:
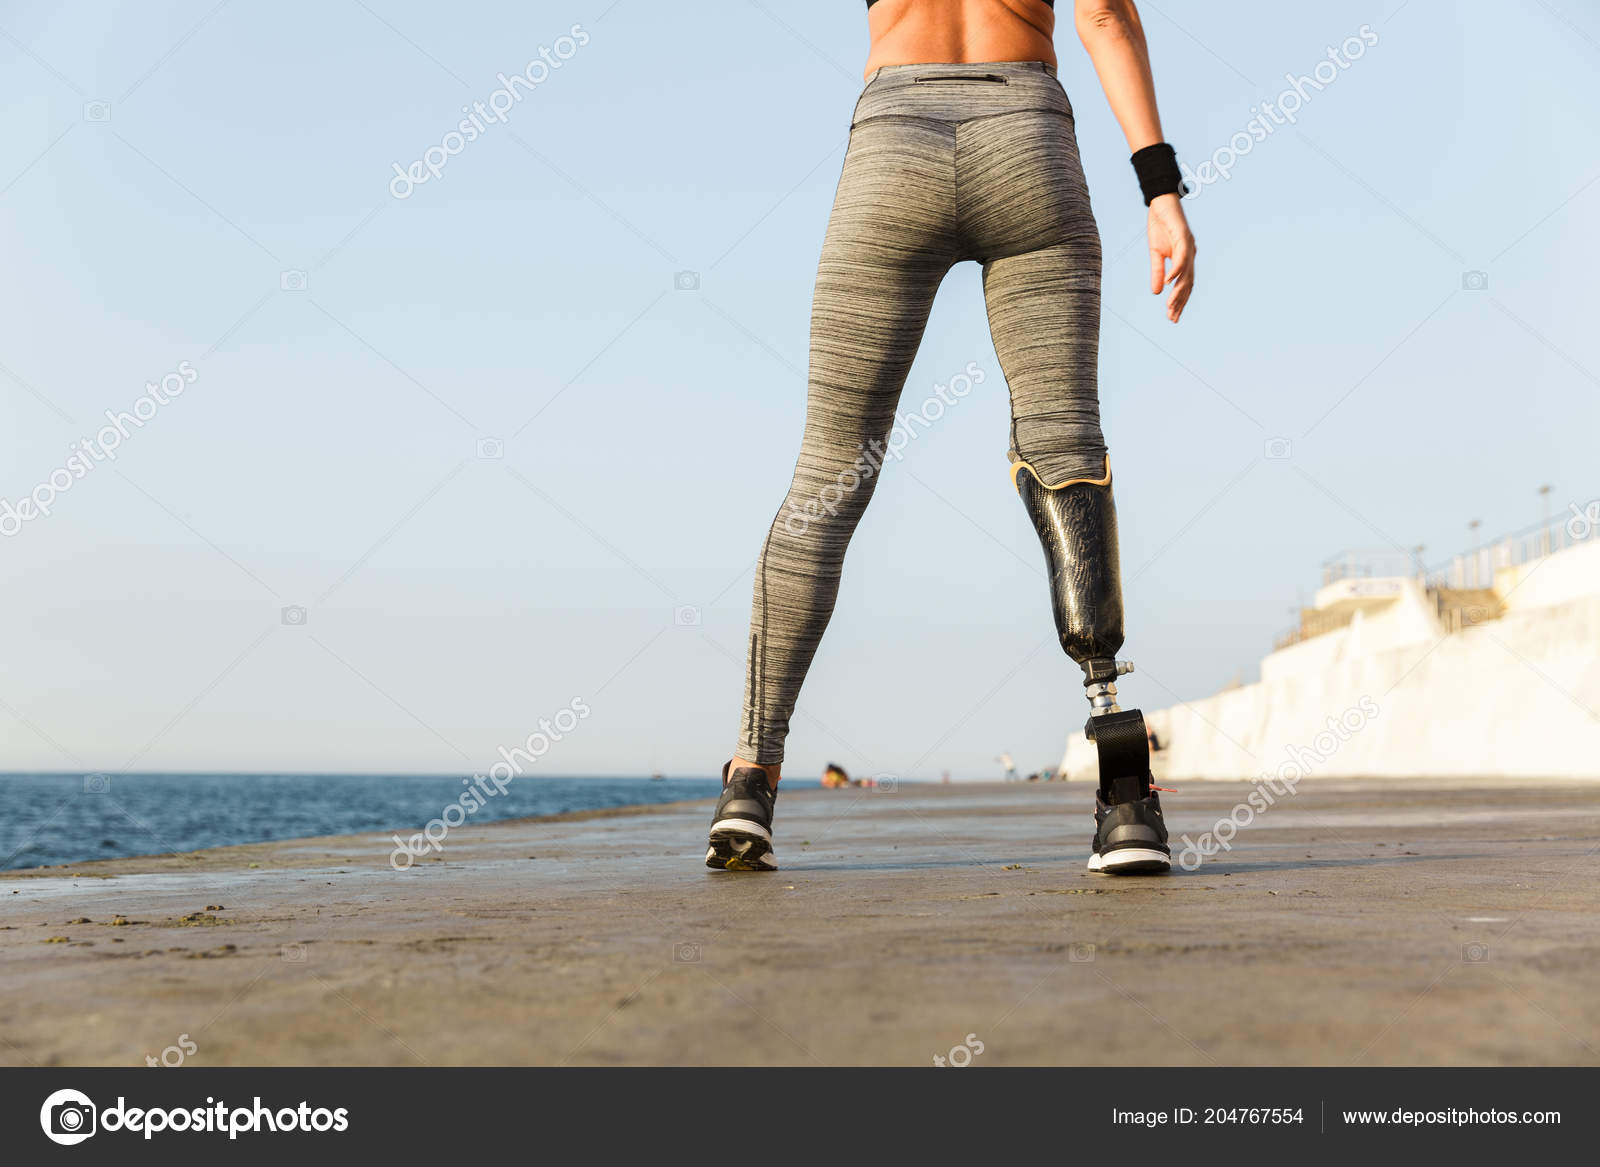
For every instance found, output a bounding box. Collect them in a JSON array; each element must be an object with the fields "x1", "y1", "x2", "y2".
[{"x1": 707, "y1": 0, "x2": 1194, "y2": 874}]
